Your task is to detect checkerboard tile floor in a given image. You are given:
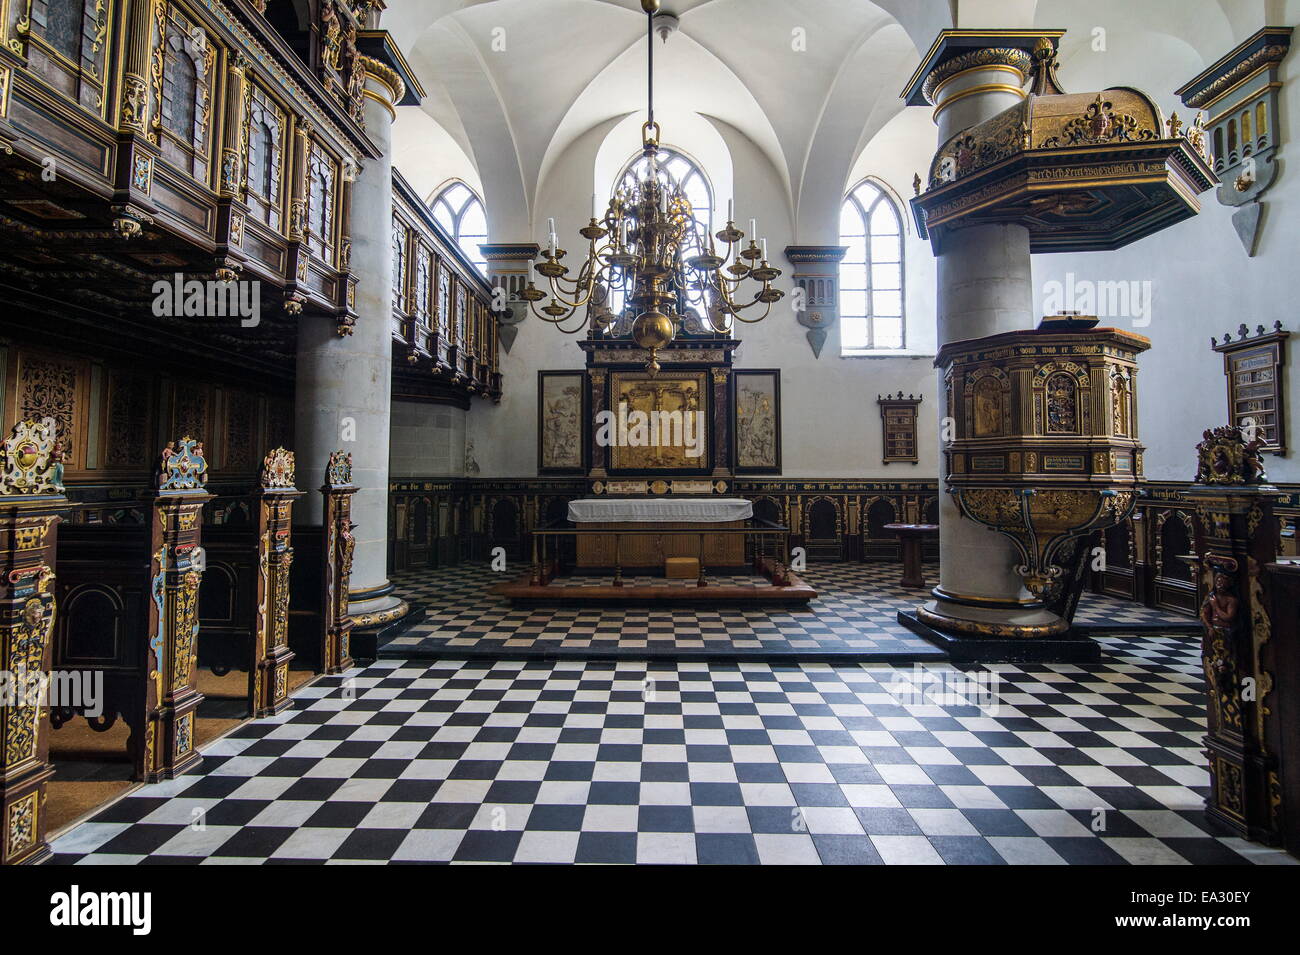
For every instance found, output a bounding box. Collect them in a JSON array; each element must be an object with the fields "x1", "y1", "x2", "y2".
[
  {"x1": 382, "y1": 561, "x2": 1192, "y2": 659},
  {"x1": 48, "y1": 636, "x2": 1295, "y2": 865}
]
